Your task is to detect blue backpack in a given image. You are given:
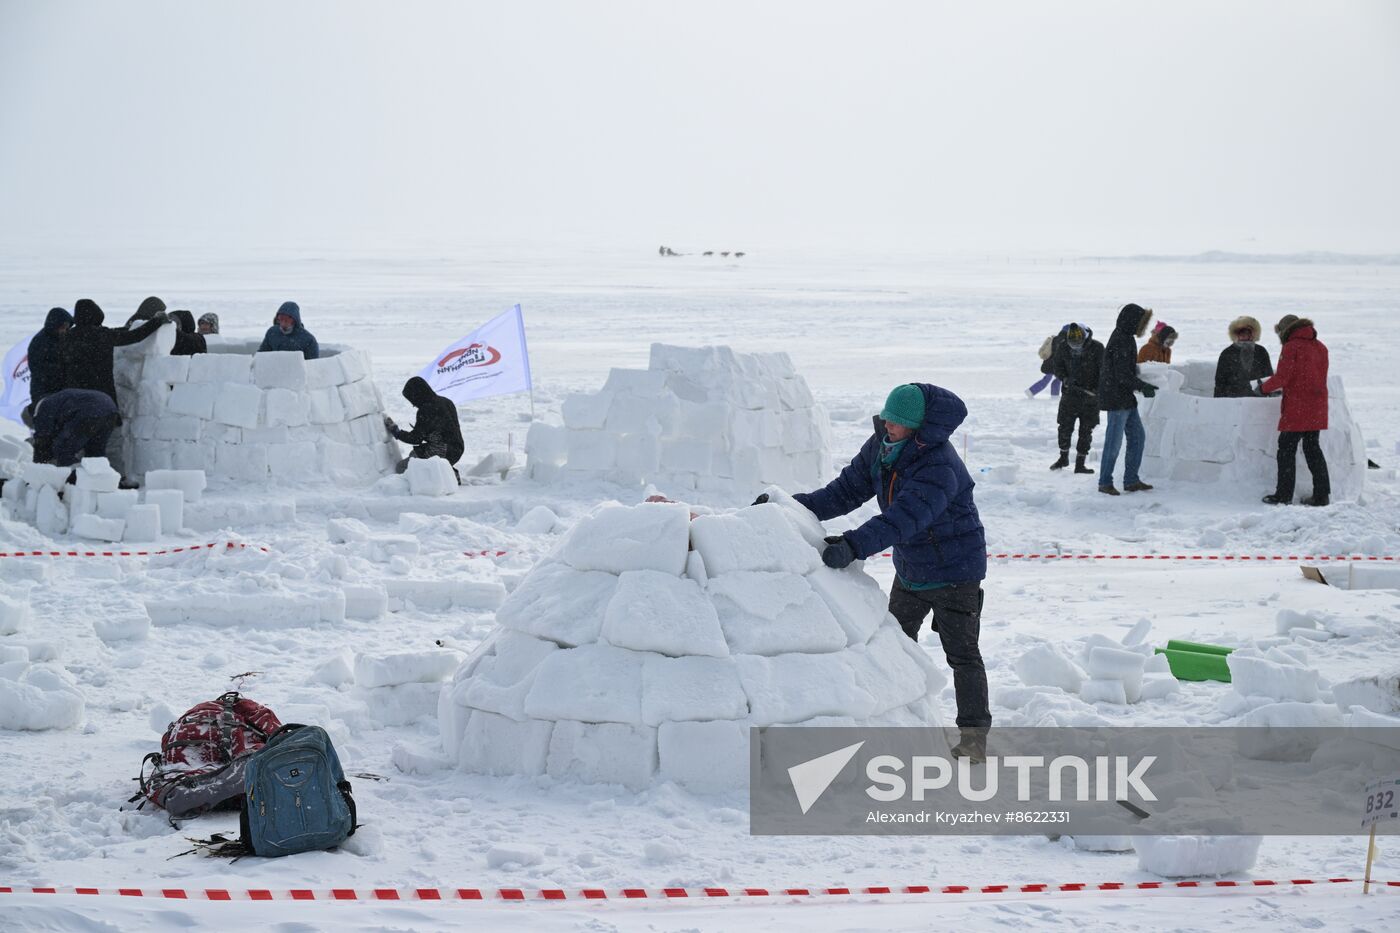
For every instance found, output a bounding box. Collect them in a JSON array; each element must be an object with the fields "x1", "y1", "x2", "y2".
[{"x1": 239, "y1": 724, "x2": 357, "y2": 858}]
